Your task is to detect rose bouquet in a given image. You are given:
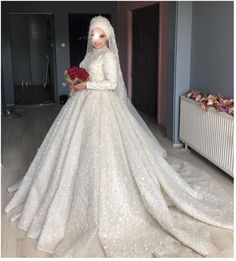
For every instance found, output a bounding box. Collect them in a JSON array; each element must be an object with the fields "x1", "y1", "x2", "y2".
[
  {"x1": 186, "y1": 90, "x2": 234, "y2": 116},
  {"x1": 64, "y1": 66, "x2": 89, "y2": 96}
]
